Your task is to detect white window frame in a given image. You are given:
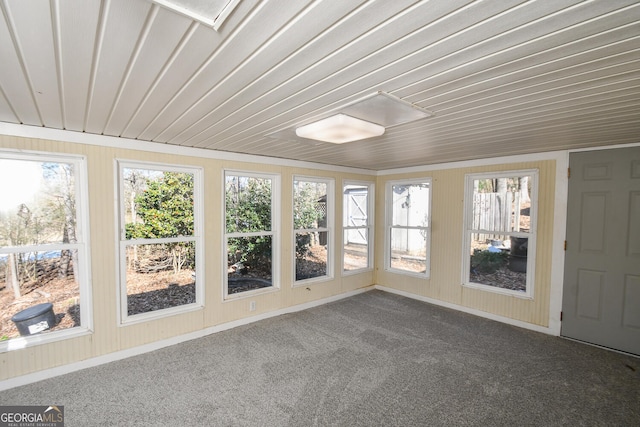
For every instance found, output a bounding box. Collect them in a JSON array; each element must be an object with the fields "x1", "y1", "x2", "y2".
[
  {"x1": 223, "y1": 170, "x2": 280, "y2": 300},
  {"x1": 293, "y1": 175, "x2": 334, "y2": 286},
  {"x1": 462, "y1": 169, "x2": 538, "y2": 299},
  {"x1": 385, "y1": 178, "x2": 432, "y2": 278},
  {"x1": 116, "y1": 160, "x2": 204, "y2": 325},
  {"x1": 0, "y1": 150, "x2": 92, "y2": 352},
  {"x1": 342, "y1": 180, "x2": 374, "y2": 275}
]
